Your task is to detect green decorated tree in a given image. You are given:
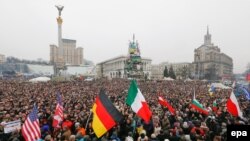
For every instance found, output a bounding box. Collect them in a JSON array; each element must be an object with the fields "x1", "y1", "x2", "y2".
[
  {"x1": 163, "y1": 66, "x2": 169, "y2": 77},
  {"x1": 169, "y1": 65, "x2": 176, "y2": 79}
]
